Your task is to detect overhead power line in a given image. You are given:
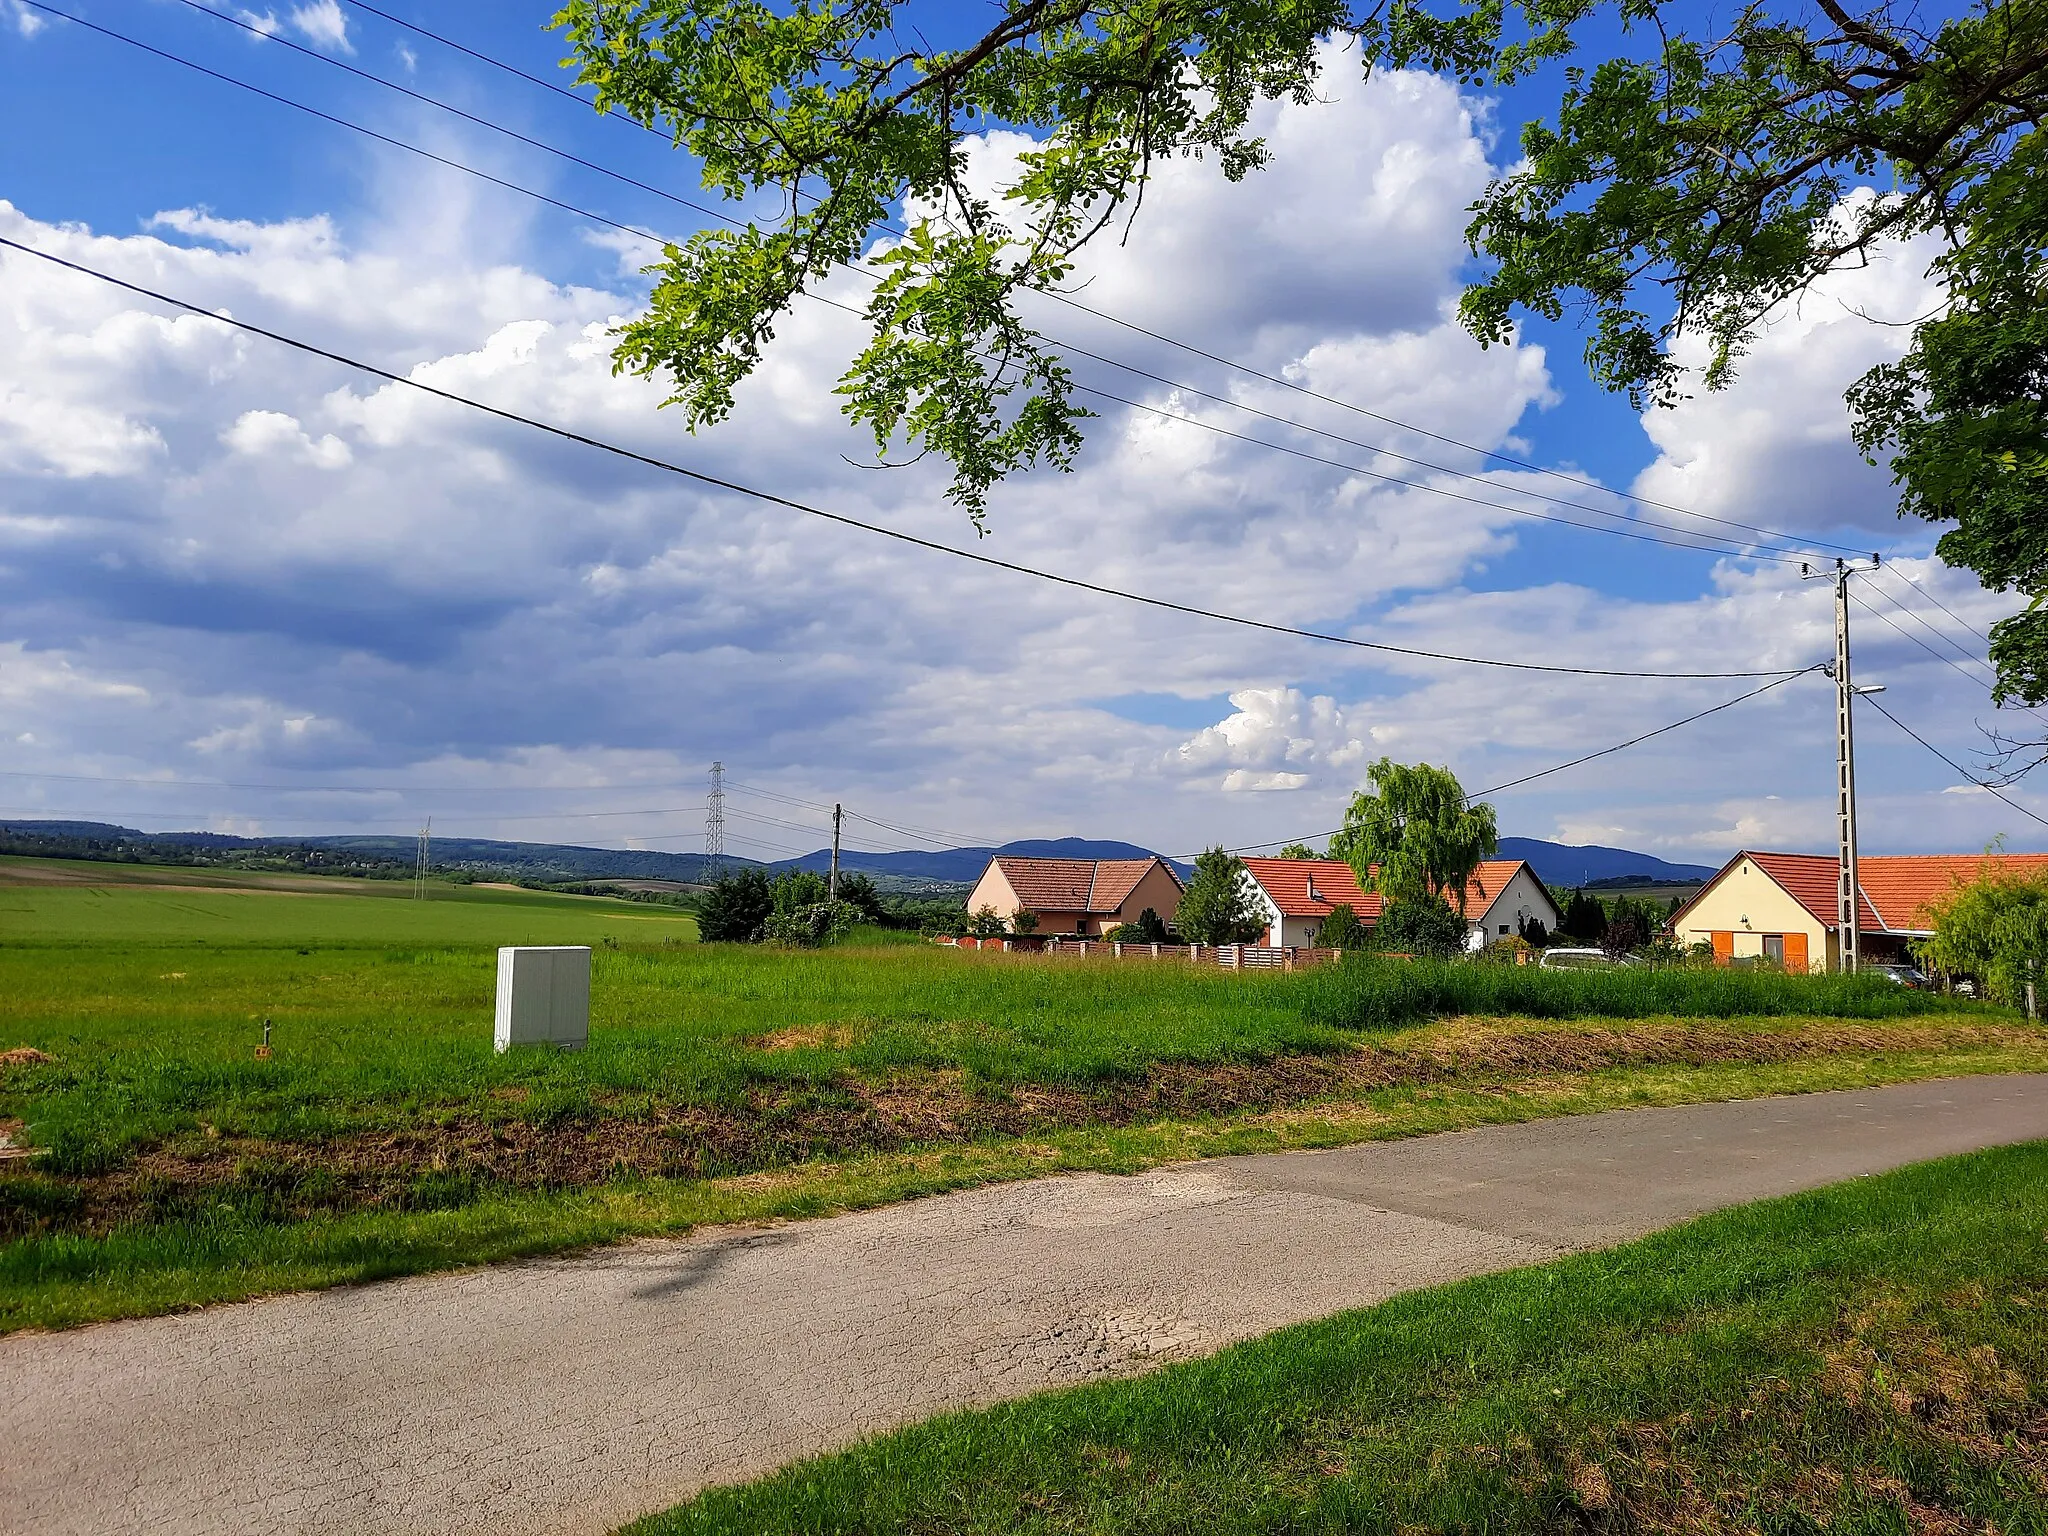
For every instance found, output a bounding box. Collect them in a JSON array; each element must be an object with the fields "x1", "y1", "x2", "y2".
[
  {"x1": 1860, "y1": 692, "x2": 2048, "y2": 832},
  {"x1": 331, "y1": 0, "x2": 1876, "y2": 561},
  {"x1": 1848, "y1": 590, "x2": 2048, "y2": 733},
  {"x1": 72, "y1": 0, "x2": 1858, "y2": 567},
  {"x1": 0, "y1": 235, "x2": 1813, "y2": 683},
  {"x1": 1189, "y1": 665, "x2": 1825, "y2": 859},
  {"x1": 1878, "y1": 563, "x2": 2001, "y2": 649},
  {"x1": 1084, "y1": 384, "x2": 1810, "y2": 563}
]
